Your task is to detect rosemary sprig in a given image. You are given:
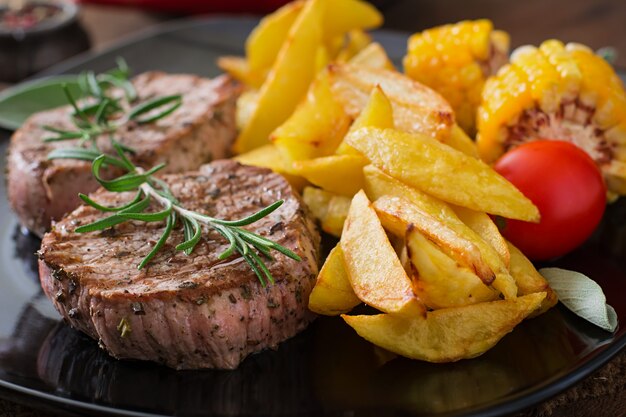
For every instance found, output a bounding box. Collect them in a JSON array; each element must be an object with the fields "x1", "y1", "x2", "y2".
[
  {"x1": 69, "y1": 143, "x2": 301, "y2": 287},
  {"x1": 41, "y1": 58, "x2": 182, "y2": 151}
]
